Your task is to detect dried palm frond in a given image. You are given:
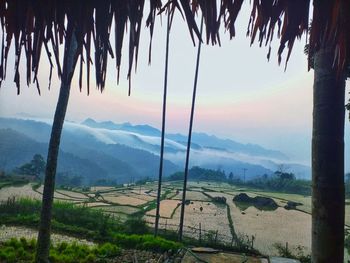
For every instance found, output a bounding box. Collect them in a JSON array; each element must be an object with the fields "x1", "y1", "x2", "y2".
[
  {"x1": 309, "y1": 0, "x2": 350, "y2": 77},
  {"x1": 0, "y1": 0, "x2": 162, "y2": 95}
]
